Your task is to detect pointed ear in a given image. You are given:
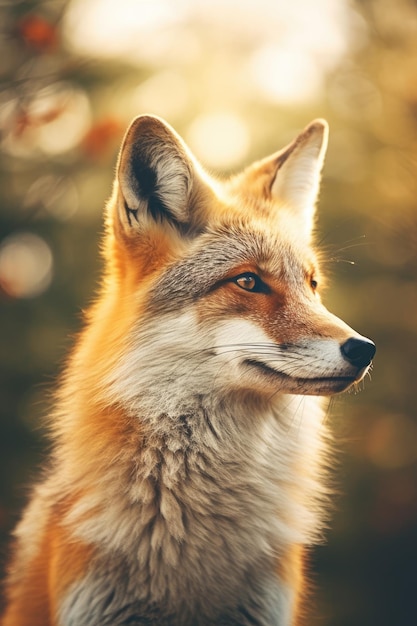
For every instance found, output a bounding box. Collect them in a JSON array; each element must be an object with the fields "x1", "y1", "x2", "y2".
[
  {"x1": 270, "y1": 119, "x2": 328, "y2": 236},
  {"x1": 116, "y1": 115, "x2": 200, "y2": 234}
]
